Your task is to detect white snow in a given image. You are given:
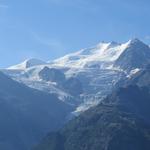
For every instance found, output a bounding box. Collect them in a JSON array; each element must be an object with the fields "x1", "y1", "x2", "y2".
[
  {"x1": 8, "y1": 58, "x2": 47, "y2": 70},
  {"x1": 127, "y1": 68, "x2": 140, "y2": 78},
  {"x1": 51, "y1": 41, "x2": 130, "y2": 69}
]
